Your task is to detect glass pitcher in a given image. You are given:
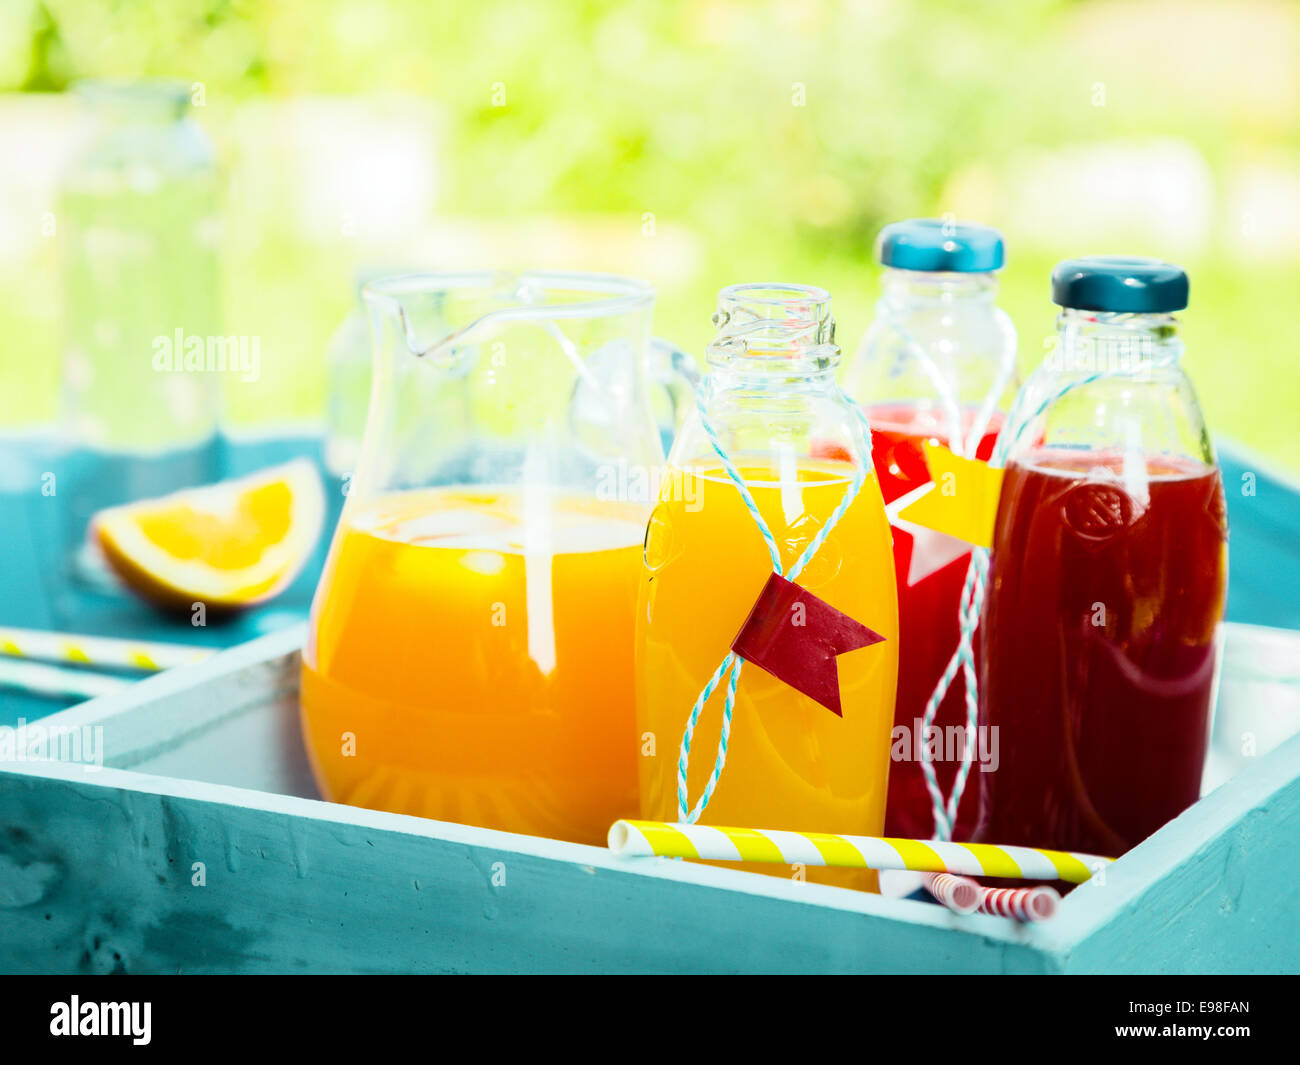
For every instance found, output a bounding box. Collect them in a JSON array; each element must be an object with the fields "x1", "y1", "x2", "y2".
[{"x1": 300, "y1": 271, "x2": 690, "y2": 845}]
